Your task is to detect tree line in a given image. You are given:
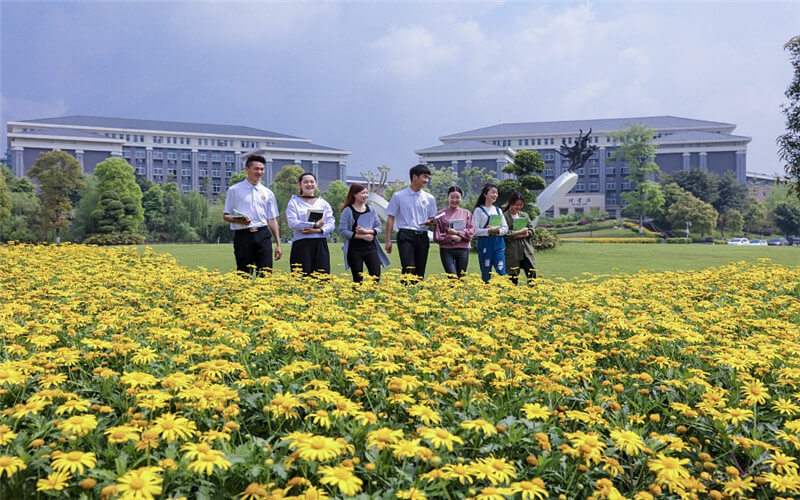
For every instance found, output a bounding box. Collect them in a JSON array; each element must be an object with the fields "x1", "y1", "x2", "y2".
[{"x1": 0, "y1": 153, "x2": 356, "y2": 244}]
